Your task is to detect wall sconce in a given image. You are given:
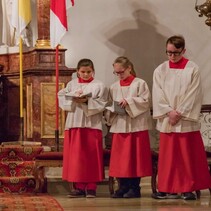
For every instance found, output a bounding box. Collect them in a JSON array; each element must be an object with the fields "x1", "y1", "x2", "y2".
[{"x1": 195, "y1": 0, "x2": 211, "y2": 28}]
